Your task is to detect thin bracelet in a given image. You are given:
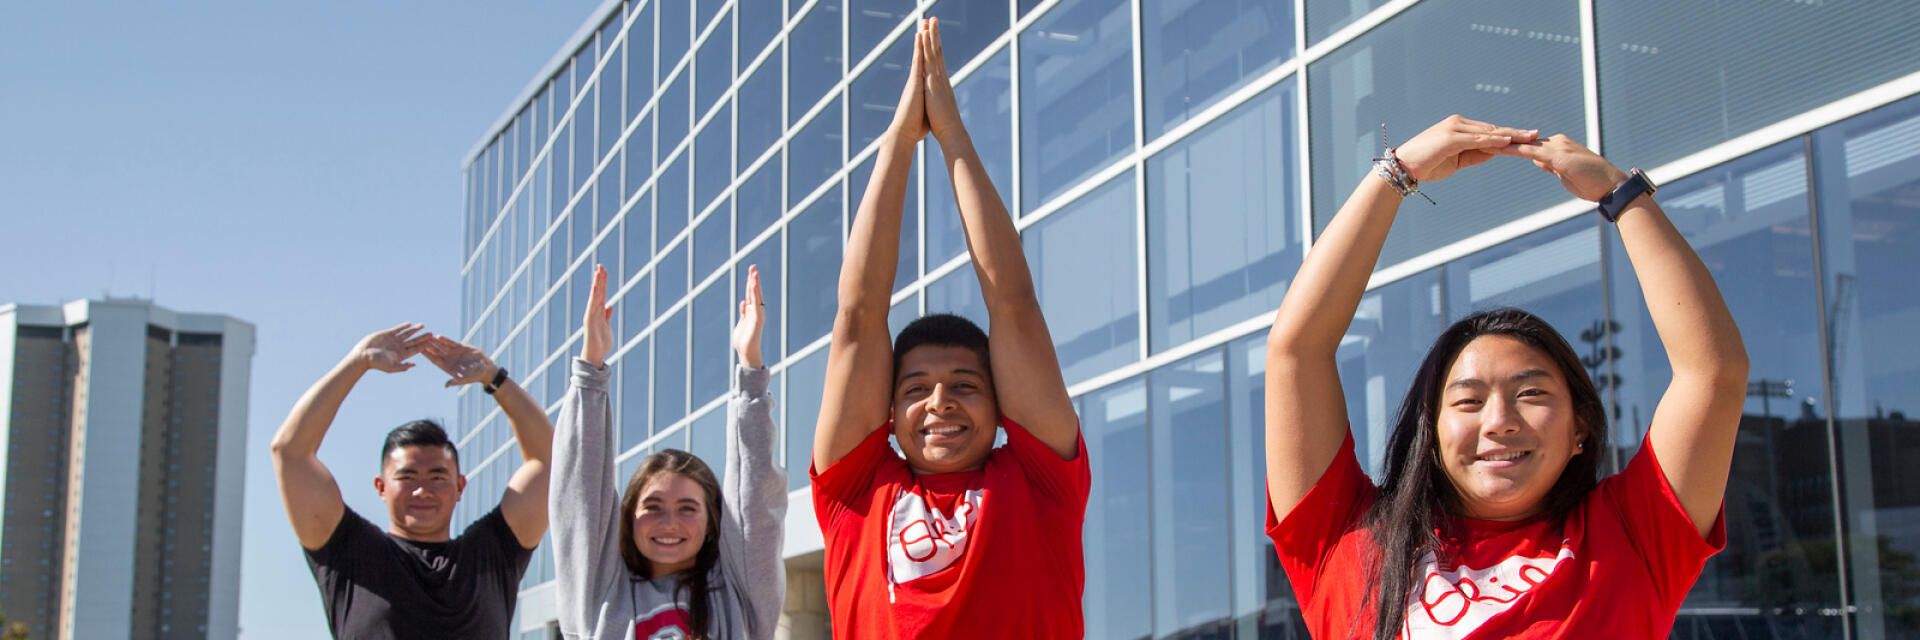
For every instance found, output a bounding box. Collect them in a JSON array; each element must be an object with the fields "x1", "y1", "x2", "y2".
[{"x1": 1372, "y1": 124, "x2": 1436, "y2": 205}]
